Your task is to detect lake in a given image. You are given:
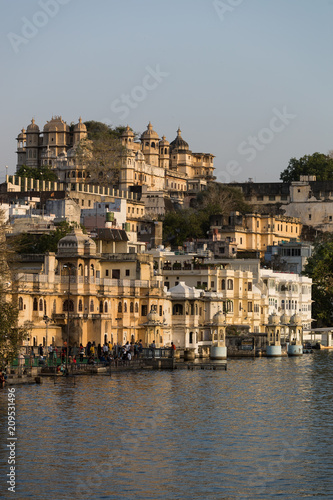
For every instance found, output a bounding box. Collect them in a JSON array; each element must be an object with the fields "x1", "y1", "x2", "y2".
[{"x1": 1, "y1": 351, "x2": 333, "y2": 499}]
